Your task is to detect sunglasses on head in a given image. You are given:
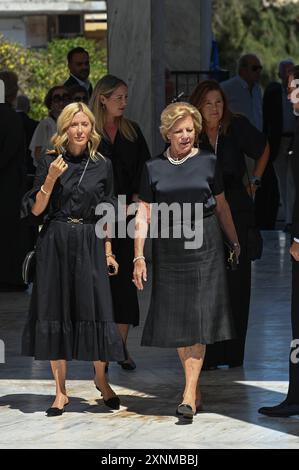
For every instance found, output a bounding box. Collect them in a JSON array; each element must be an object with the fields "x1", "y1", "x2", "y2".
[
  {"x1": 52, "y1": 94, "x2": 70, "y2": 103},
  {"x1": 251, "y1": 65, "x2": 263, "y2": 72}
]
